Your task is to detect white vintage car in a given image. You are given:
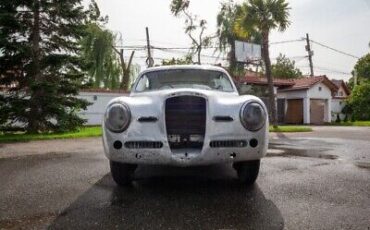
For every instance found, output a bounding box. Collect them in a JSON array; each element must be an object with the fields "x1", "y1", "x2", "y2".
[{"x1": 103, "y1": 65, "x2": 268, "y2": 186}]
